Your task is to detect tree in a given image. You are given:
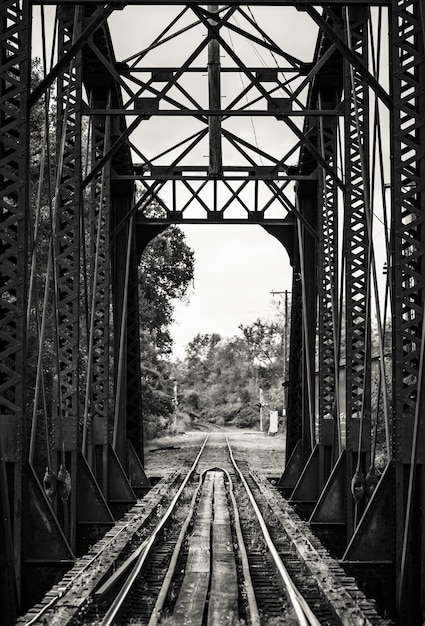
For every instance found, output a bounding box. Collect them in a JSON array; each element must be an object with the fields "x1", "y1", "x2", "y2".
[
  {"x1": 139, "y1": 225, "x2": 194, "y2": 354},
  {"x1": 139, "y1": 226, "x2": 195, "y2": 435},
  {"x1": 173, "y1": 319, "x2": 287, "y2": 429}
]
